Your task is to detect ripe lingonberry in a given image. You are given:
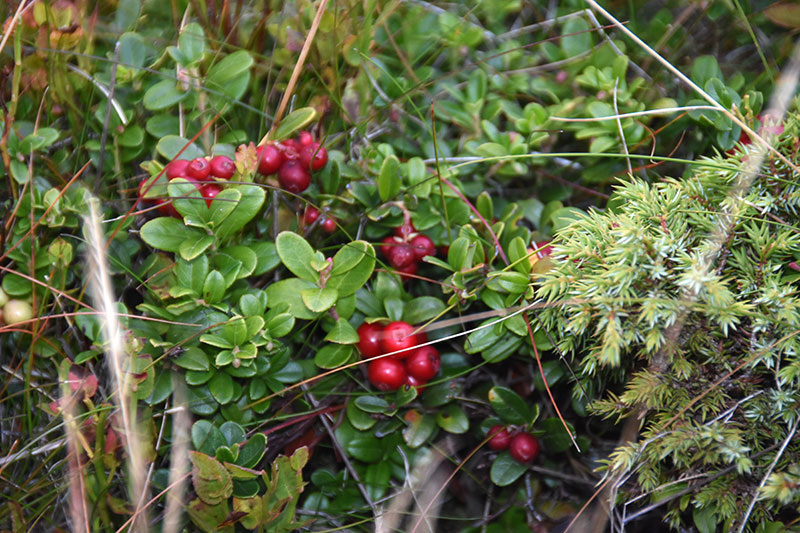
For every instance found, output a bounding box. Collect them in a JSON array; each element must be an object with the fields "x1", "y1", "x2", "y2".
[
  {"x1": 297, "y1": 131, "x2": 313, "y2": 146},
  {"x1": 357, "y1": 322, "x2": 383, "y2": 358},
  {"x1": 299, "y1": 143, "x2": 328, "y2": 172},
  {"x1": 165, "y1": 159, "x2": 190, "y2": 179},
  {"x1": 410, "y1": 234, "x2": 436, "y2": 260},
  {"x1": 394, "y1": 221, "x2": 416, "y2": 240},
  {"x1": 320, "y1": 217, "x2": 337, "y2": 233},
  {"x1": 381, "y1": 321, "x2": 419, "y2": 358},
  {"x1": 509, "y1": 432, "x2": 540, "y2": 463},
  {"x1": 304, "y1": 206, "x2": 321, "y2": 225},
  {"x1": 187, "y1": 158, "x2": 211, "y2": 181},
  {"x1": 256, "y1": 144, "x2": 284, "y2": 176},
  {"x1": 395, "y1": 260, "x2": 418, "y2": 278},
  {"x1": 404, "y1": 373, "x2": 427, "y2": 390},
  {"x1": 200, "y1": 184, "x2": 222, "y2": 207},
  {"x1": 487, "y1": 425, "x2": 512, "y2": 451},
  {"x1": 405, "y1": 345, "x2": 440, "y2": 381},
  {"x1": 380, "y1": 236, "x2": 399, "y2": 258},
  {"x1": 209, "y1": 155, "x2": 235, "y2": 179},
  {"x1": 278, "y1": 160, "x2": 311, "y2": 194},
  {"x1": 368, "y1": 358, "x2": 406, "y2": 391},
  {"x1": 387, "y1": 243, "x2": 415, "y2": 268}
]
